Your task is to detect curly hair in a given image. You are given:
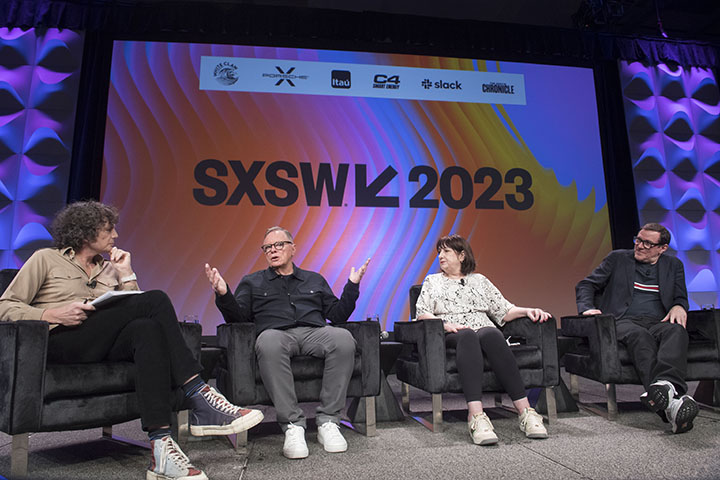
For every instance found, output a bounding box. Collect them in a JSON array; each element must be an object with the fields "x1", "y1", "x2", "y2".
[
  {"x1": 436, "y1": 234, "x2": 476, "y2": 275},
  {"x1": 51, "y1": 201, "x2": 119, "y2": 251}
]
